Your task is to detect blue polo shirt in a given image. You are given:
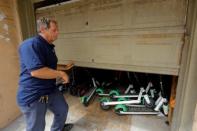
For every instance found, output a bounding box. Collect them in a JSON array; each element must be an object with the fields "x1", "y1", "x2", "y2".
[{"x1": 17, "y1": 35, "x2": 58, "y2": 106}]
